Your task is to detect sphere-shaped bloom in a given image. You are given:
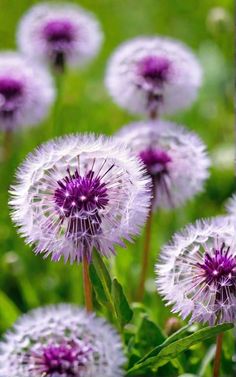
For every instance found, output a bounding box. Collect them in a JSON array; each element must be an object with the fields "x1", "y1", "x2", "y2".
[
  {"x1": 105, "y1": 36, "x2": 202, "y2": 116},
  {"x1": 0, "y1": 304, "x2": 126, "y2": 377},
  {"x1": 0, "y1": 52, "x2": 55, "y2": 131},
  {"x1": 116, "y1": 120, "x2": 210, "y2": 209},
  {"x1": 17, "y1": 2, "x2": 103, "y2": 72},
  {"x1": 156, "y1": 217, "x2": 236, "y2": 325},
  {"x1": 10, "y1": 134, "x2": 151, "y2": 263}
]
